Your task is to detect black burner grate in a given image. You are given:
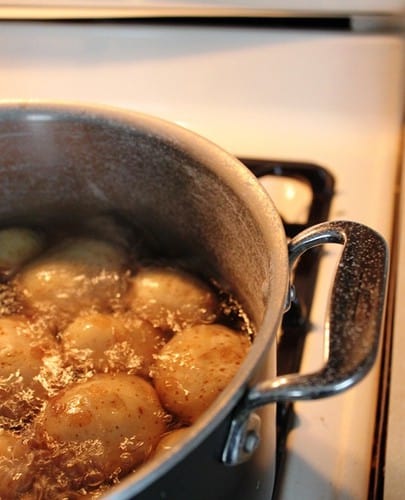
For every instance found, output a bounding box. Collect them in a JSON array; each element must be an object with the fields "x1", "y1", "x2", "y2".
[{"x1": 240, "y1": 158, "x2": 335, "y2": 495}]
